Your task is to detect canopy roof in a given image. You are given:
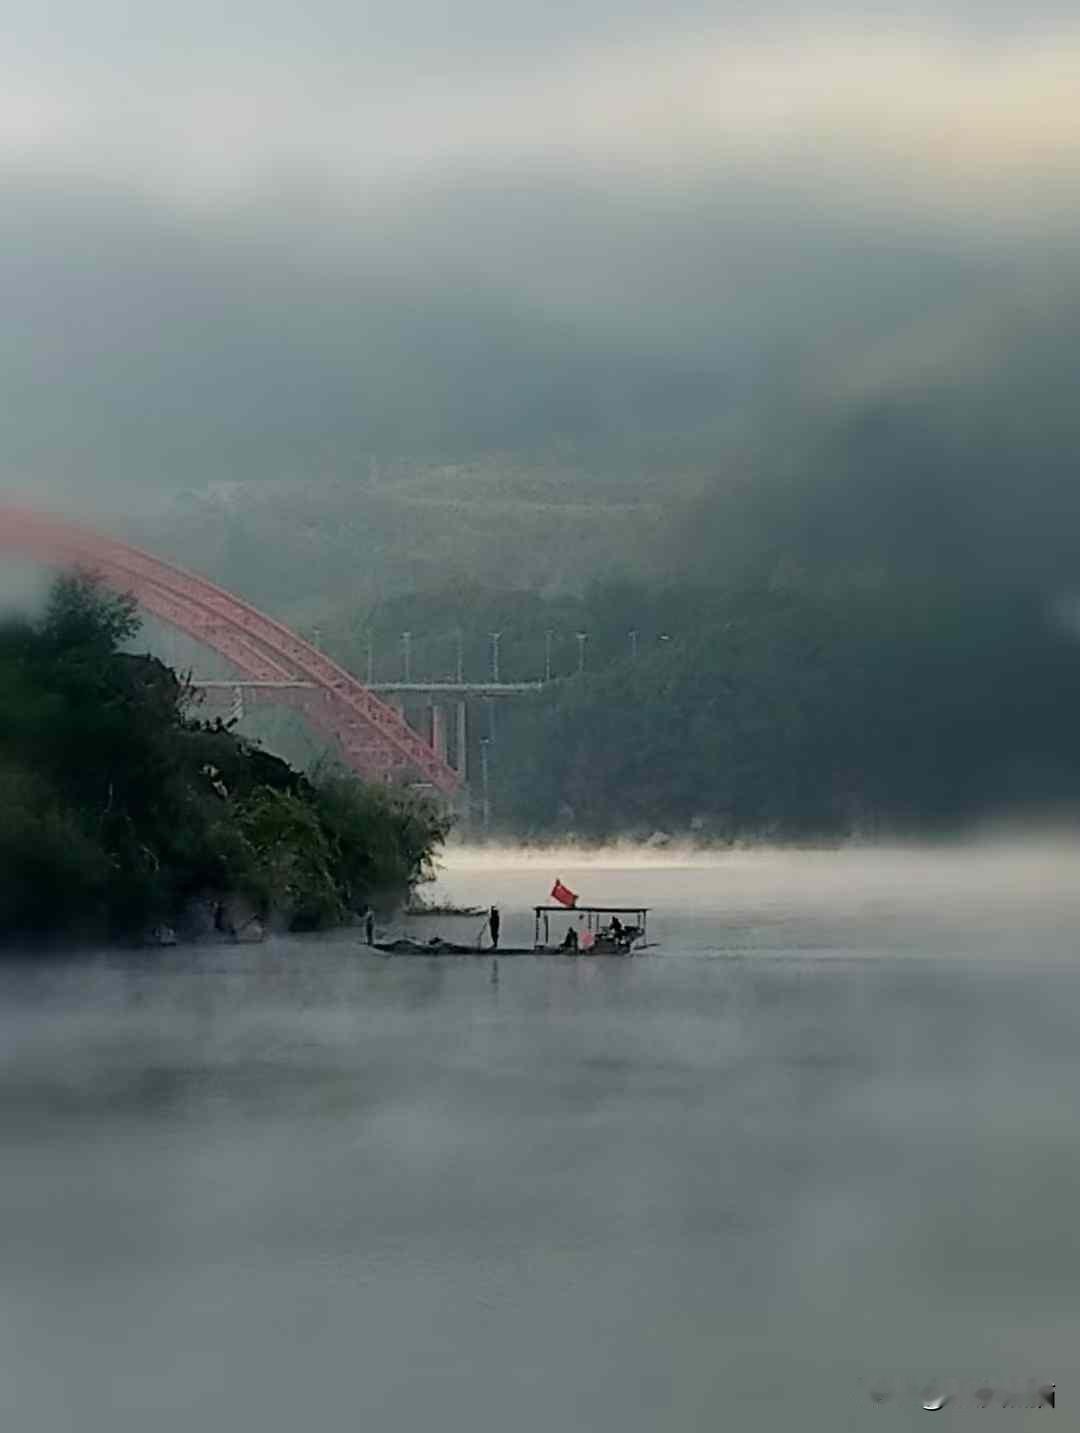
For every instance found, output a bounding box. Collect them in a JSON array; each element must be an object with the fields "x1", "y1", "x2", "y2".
[{"x1": 533, "y1": 905, "x2": 649, "y2": 915}]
